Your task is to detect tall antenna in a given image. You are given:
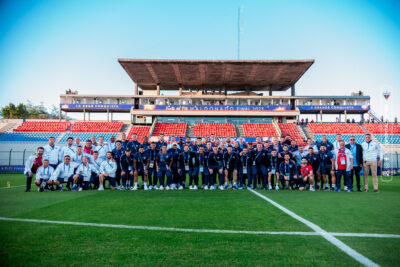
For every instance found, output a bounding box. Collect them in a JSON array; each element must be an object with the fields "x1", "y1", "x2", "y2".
[{"x1": 237, "y1": 6, "x2": 243, "y2": 60}]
